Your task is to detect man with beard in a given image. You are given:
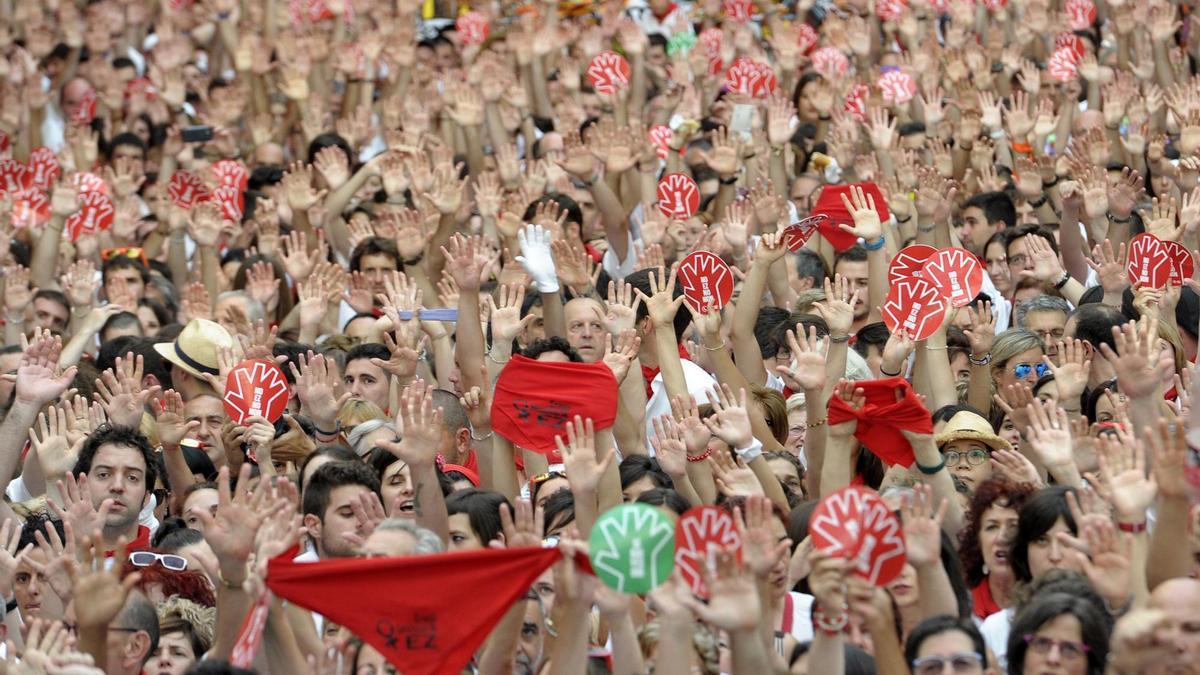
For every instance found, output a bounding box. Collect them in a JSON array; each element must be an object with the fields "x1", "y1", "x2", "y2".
[{"x1": 68, "y1": 425, "x2": 159, "y2": 553}]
